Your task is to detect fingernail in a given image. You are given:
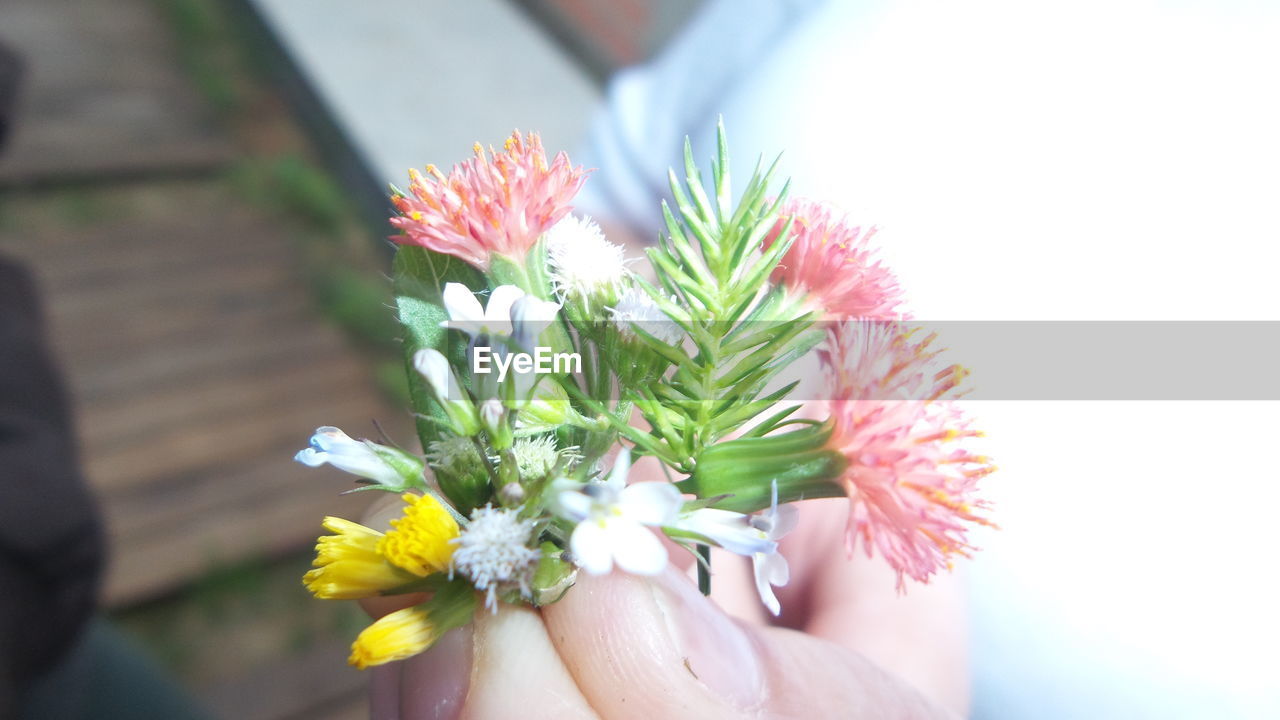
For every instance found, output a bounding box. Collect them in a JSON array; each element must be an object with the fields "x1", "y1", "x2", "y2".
[
  {"x1": 650, "y1": 569, "x2": 765, "y2": 708},
  {"x1": 399, "y1": 625, "x2": 472, "y2": 720}
]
